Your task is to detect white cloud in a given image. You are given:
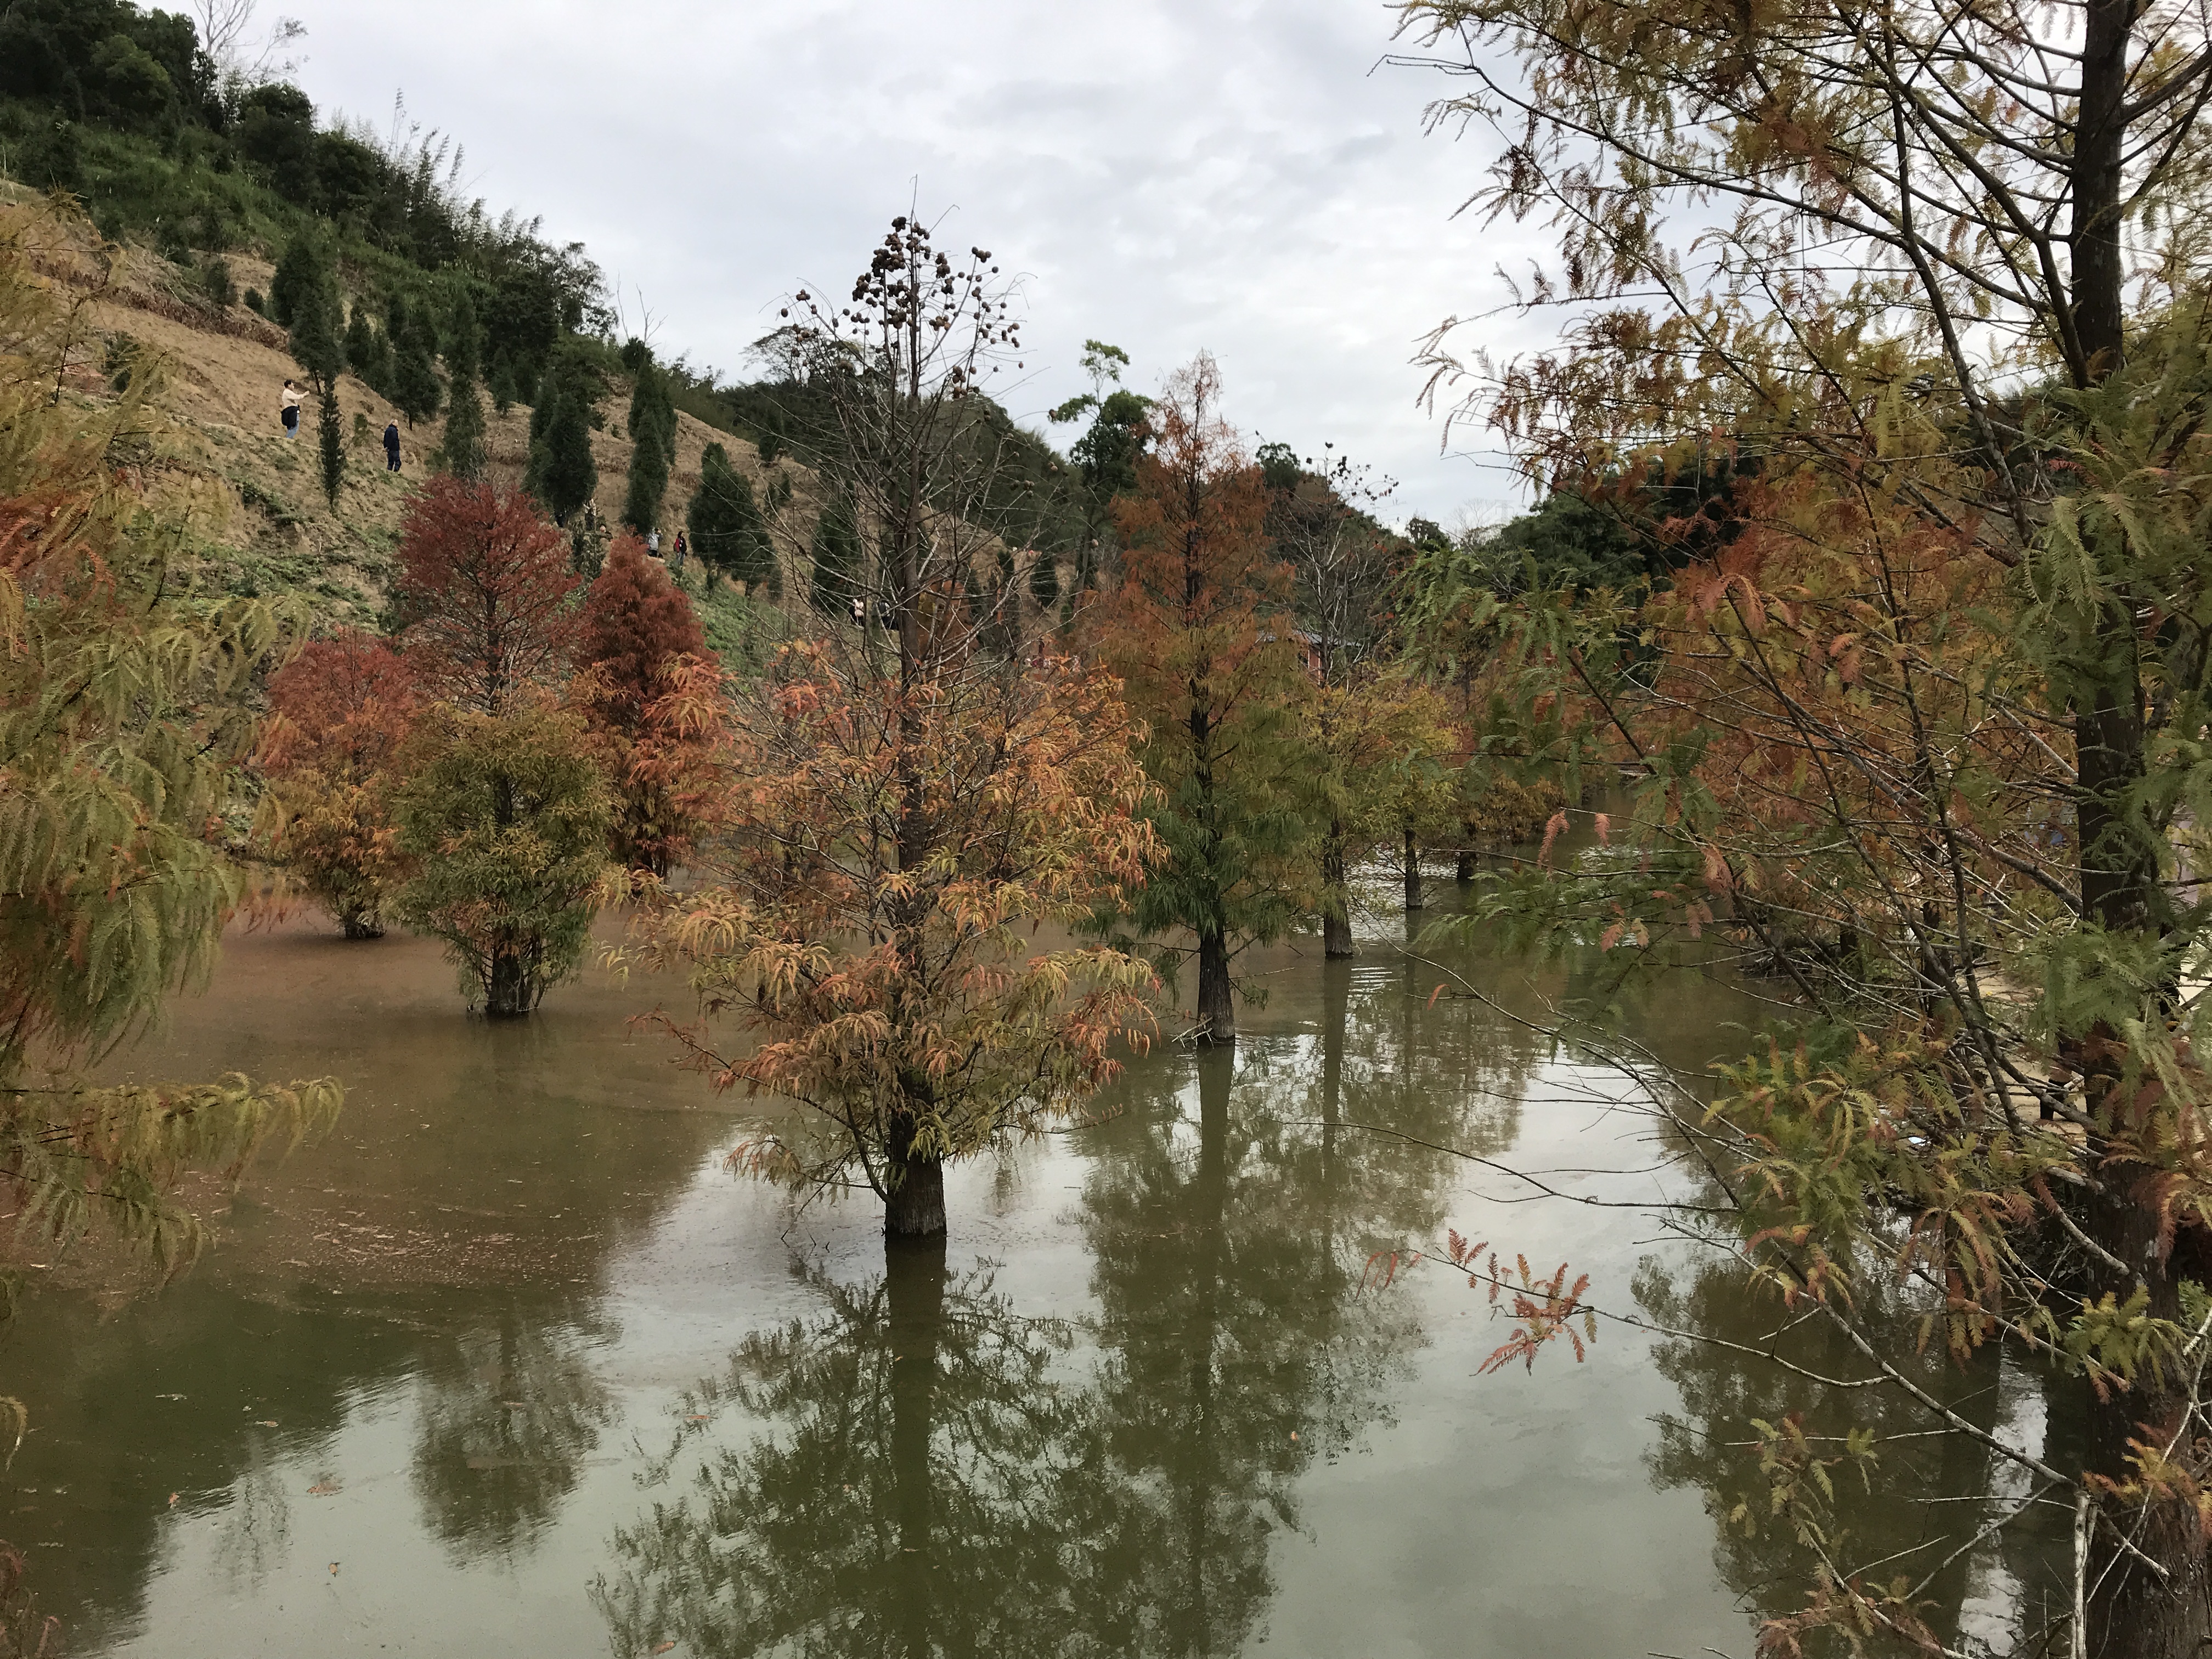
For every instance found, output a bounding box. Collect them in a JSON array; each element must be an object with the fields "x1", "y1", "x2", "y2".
[{"x1": 287, "y1": 0, "x2": 1559, "y2": 523}]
